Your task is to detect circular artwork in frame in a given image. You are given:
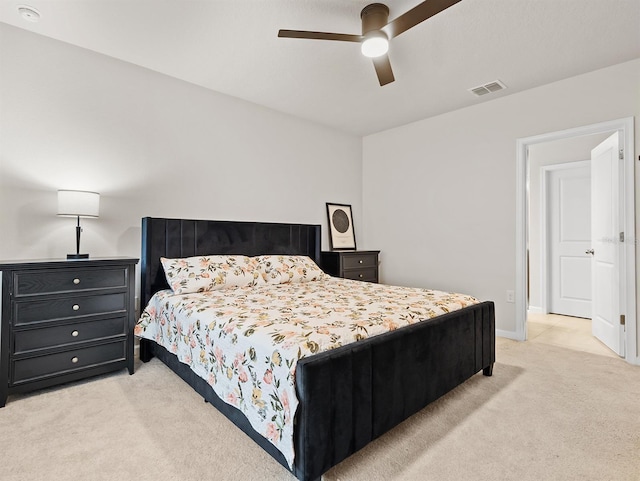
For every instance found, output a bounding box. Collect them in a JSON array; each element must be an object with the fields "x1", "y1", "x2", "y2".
[
  {"x1": 332, "y1": 209, "x2": 350, "y2": 233},
  {"x1": 326, "y1": 203, "x2": 356, "y2": 250}
]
